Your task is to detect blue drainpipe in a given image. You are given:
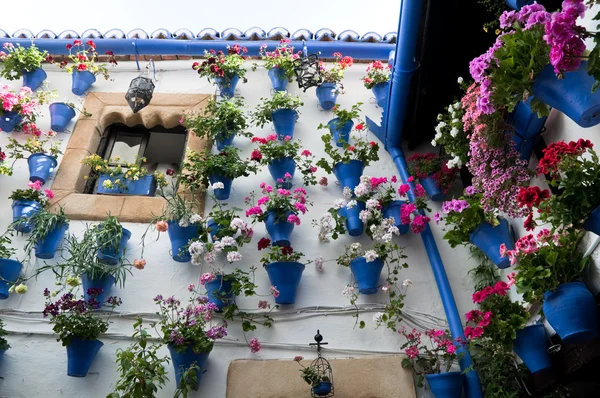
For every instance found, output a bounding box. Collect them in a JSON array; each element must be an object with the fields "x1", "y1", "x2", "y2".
[{"x1": 385, "y1": 1, "x2": 483, "y2": 397}]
